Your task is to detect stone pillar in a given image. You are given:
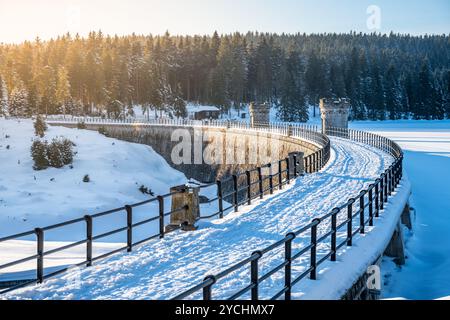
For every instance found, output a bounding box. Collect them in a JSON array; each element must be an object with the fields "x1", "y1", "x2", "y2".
[
  {"x1": 401, "y1": 203, "x2": 413, "y2": 230},
  {"x1": 384, "y1": 222, "x2": 406, "y2": 265},
  {"x1": 249, "y1": 102, "x2": 270, "y2": 128},
  {"x1": 319, "y1": 98, "x2": 351, "y2": 135},
  {"x1": 166, "y1": 185, "x2": 200, "y2": 232}
]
